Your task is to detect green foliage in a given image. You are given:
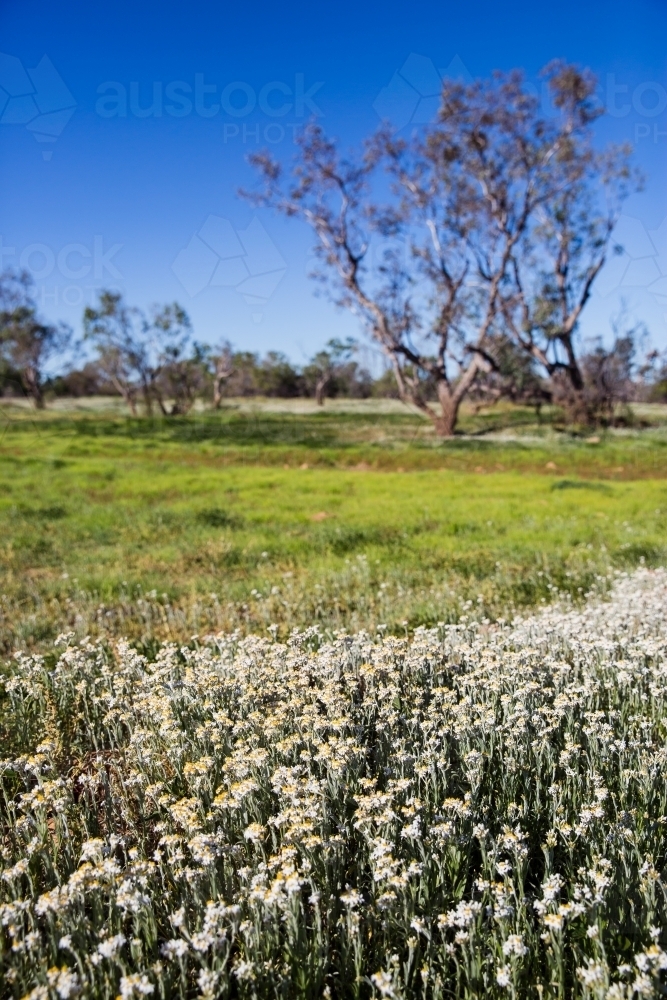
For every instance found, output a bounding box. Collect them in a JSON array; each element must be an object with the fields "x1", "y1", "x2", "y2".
[
  {"x1": 1, "y1": 402, "x2": 666, "y2": 653},
  {"x1": 195, "y1": 508, "x2": 243, "y2": 529},
  {"x1": 0, "y1": 269, "x2": 71, "y2": 407}
]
